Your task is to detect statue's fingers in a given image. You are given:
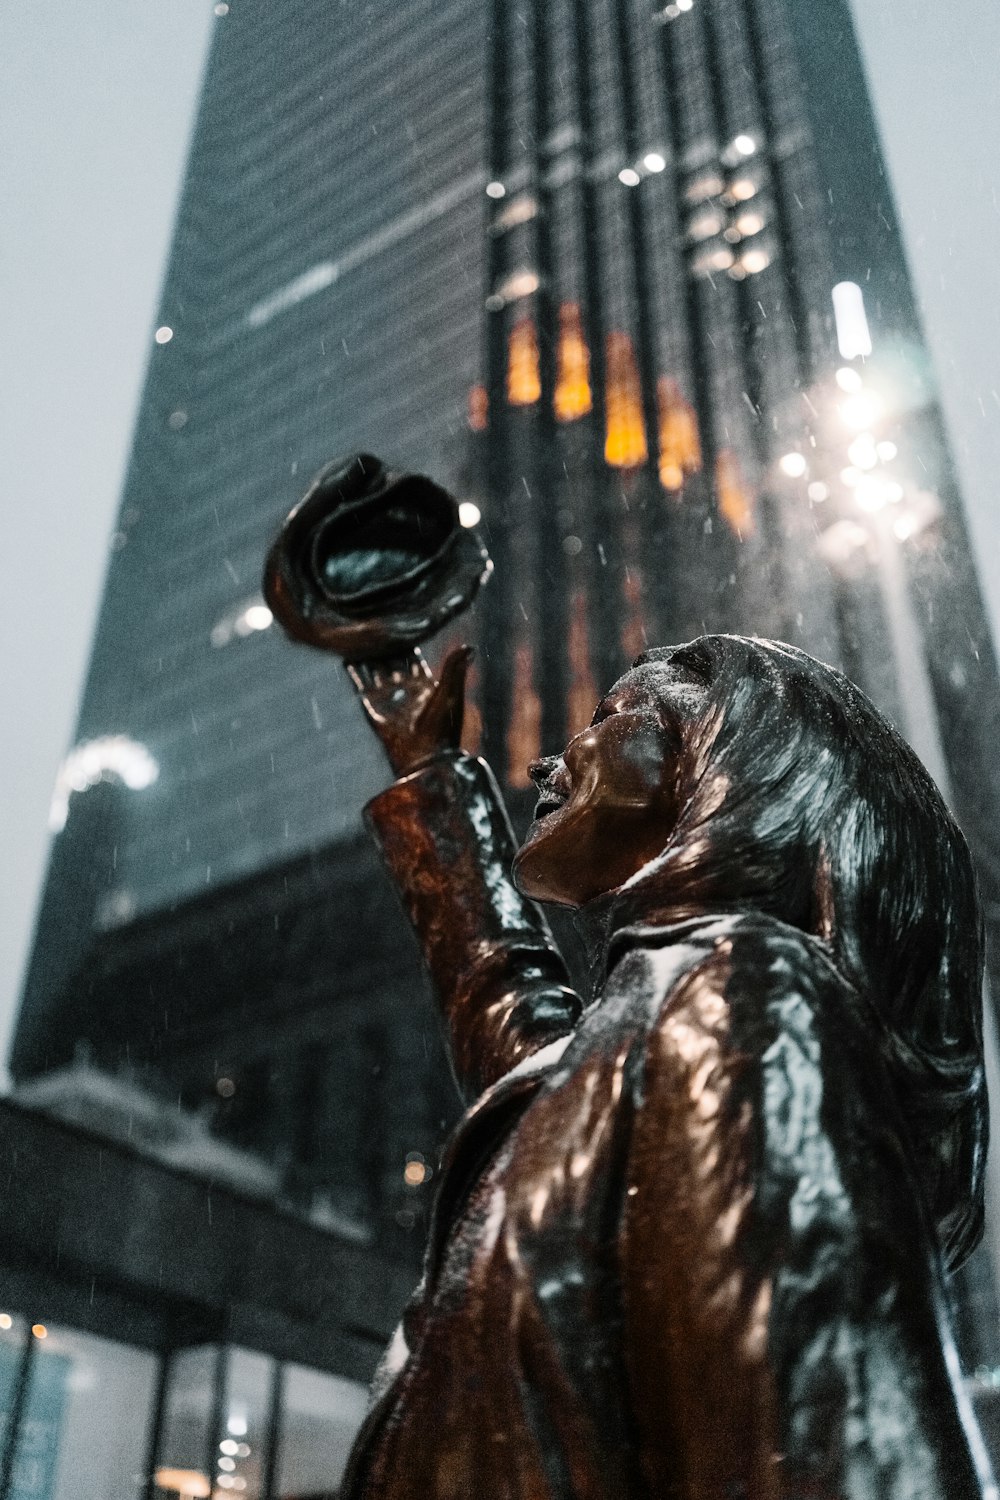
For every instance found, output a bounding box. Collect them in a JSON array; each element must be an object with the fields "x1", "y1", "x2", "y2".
[
  {"x1": 437, "y1": 645, "x2": 474, "y2": 738},
  {"x1": 438, "y1": 643, "x2": 474, "y2": 699},
  {"x1": 346, "y1": 662, "x2": 370, "y2": 695}
]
